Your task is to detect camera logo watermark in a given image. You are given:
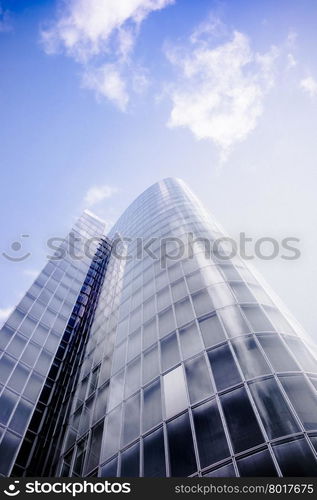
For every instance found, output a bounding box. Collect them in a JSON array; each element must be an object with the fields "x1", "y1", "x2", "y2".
[{"x1": 3, "y1": 481, "x2": 20, "y2": 497}]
